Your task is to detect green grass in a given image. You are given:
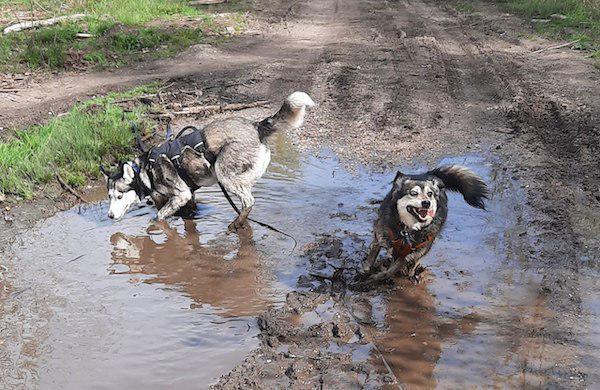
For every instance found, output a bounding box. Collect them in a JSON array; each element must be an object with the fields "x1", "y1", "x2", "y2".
[
  {"x1": 0, "y1": 0, "x2": 205, "y2": 25},
  {"x1": 0, "y1": 85, "x2": 156, "y2": 198},
  {"x1": 0, "y1": 0, "x2": 249, "y2": 72},
  {"x1": 0, "y1": 17, "x2": 211, "y2": 71},
  {"x1": 500, "y1": 0, "x2": 599, "y2": 56},
  {"x1": 456, "y1": 1, "x2": 477, "y2": 14}
]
